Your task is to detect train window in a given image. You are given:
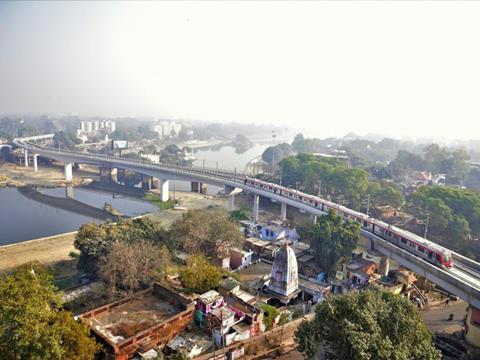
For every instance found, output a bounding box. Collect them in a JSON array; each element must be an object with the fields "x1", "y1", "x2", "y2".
[
  {"x1": 428, "y1": 252, "x2": 434, "y2": 259},
  {"x1": 418, "y1": 247, "x2": 425, "y2": 253},
  {"x1": 401, "y1": 238, "x2": 407, "y2": 244}
]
